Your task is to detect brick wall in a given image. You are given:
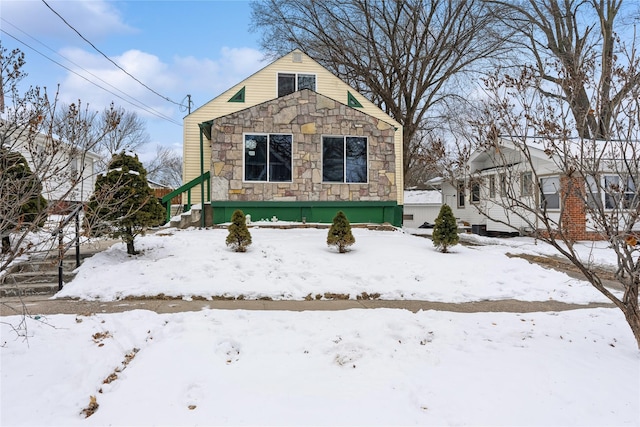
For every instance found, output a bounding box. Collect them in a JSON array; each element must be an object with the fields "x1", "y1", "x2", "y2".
[{"x1": 554, "y1": 175, "x2": 604, "y2": 241}]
